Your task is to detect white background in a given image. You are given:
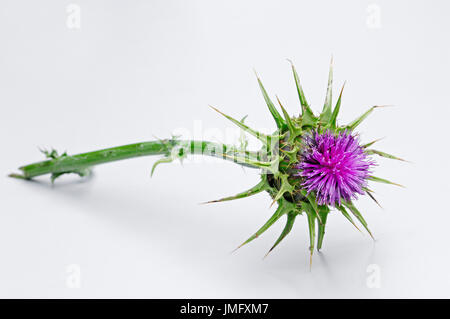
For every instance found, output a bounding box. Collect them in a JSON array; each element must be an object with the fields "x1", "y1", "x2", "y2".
[{"x1": 1, "y1": 0, "x2": 449, "y2": 298}]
